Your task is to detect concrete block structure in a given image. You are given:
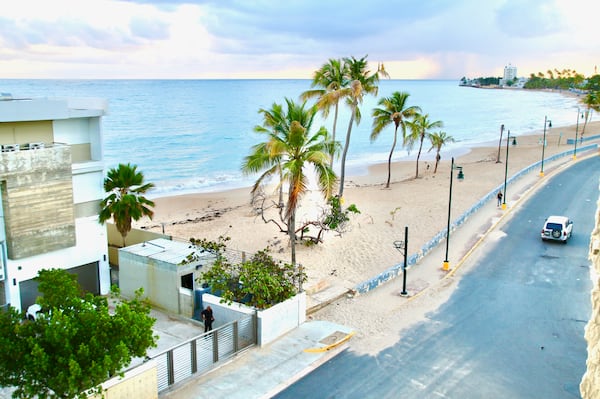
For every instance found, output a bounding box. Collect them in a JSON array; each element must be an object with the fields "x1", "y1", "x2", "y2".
[
  {"x1": 118, "y1": 238, "x2": 216, "y2": 317},
  {"x1": 0, "y1": 95, "x2": 110, "y2": 312}
]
